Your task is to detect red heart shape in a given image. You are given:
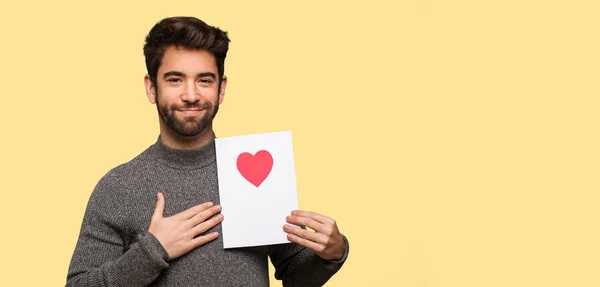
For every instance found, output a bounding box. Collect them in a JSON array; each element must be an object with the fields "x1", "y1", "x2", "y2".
[{"x1": 236, "y1": 150, "x2": 273, "y2": 187}]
